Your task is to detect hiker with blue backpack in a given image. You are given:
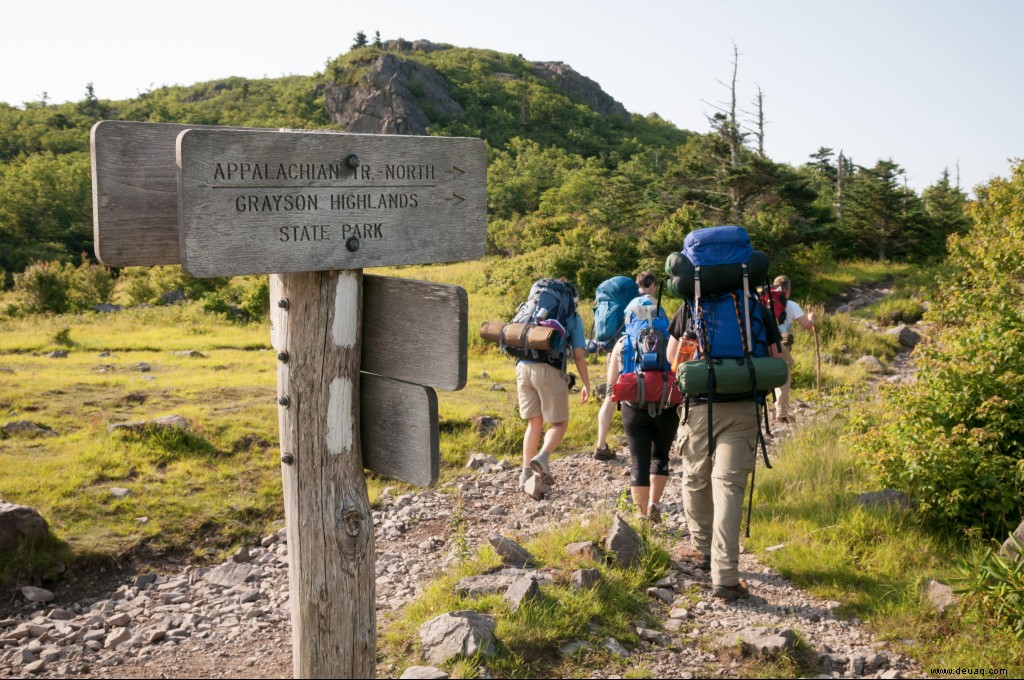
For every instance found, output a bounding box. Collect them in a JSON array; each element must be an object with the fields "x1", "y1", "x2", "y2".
[
  {"x1": 492, "y1": 278, "x2": 591, "y2": 495},
  {"x1": 664, "y1": 226, "x2": 788, "y2": 601},
  {"x1": 607, "y1": 293, "x2": 682, "y2": 521},
  {"x1": 591, "y1": 271, "x2": 659, "y2": 461}
]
